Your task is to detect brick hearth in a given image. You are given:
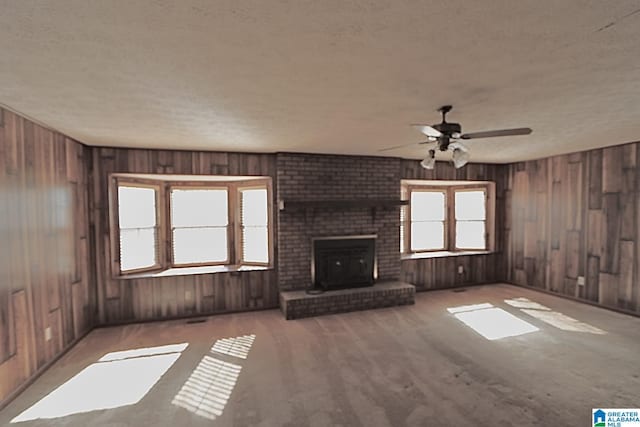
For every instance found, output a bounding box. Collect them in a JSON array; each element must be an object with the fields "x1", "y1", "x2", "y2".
[{"x1": 279, "y1": 281, "x2": 415, "y2": 320}]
